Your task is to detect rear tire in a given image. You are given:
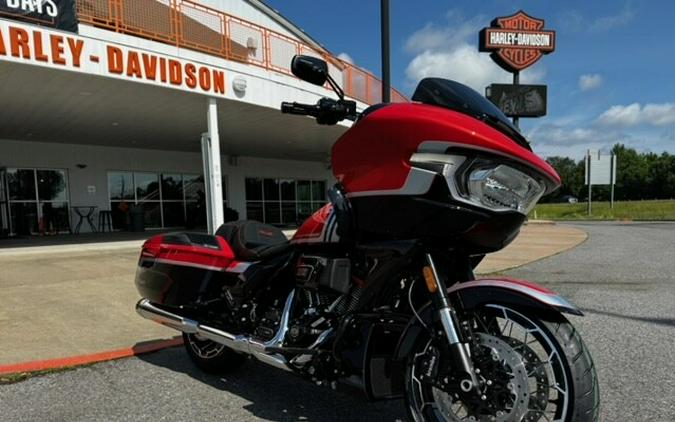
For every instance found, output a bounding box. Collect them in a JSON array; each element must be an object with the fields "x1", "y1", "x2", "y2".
[
  {"x1": 405, "y1": 304, "x2": 599, "y2": 421},
  {"x1": 182, "y1": 333, "x2": 246, "y2": 374}
]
